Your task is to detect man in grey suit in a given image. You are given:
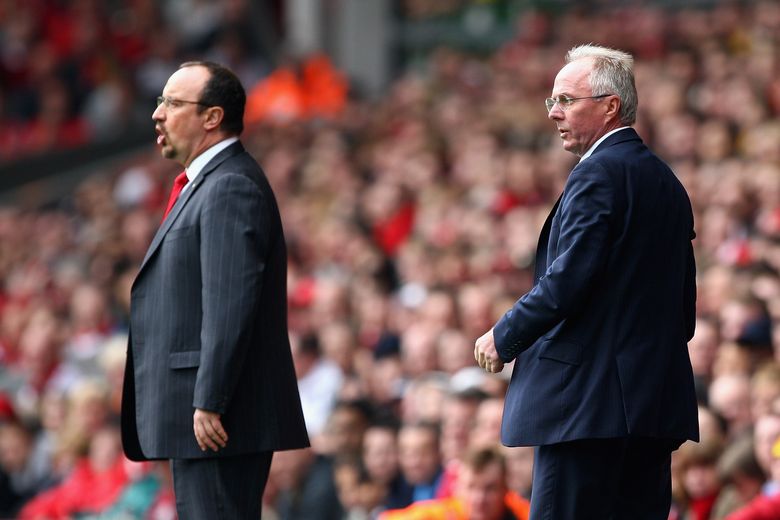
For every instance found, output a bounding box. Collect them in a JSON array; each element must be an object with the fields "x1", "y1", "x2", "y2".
[{"x1": 121, "y1": 61, "x2": 309, "y2": 518}]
